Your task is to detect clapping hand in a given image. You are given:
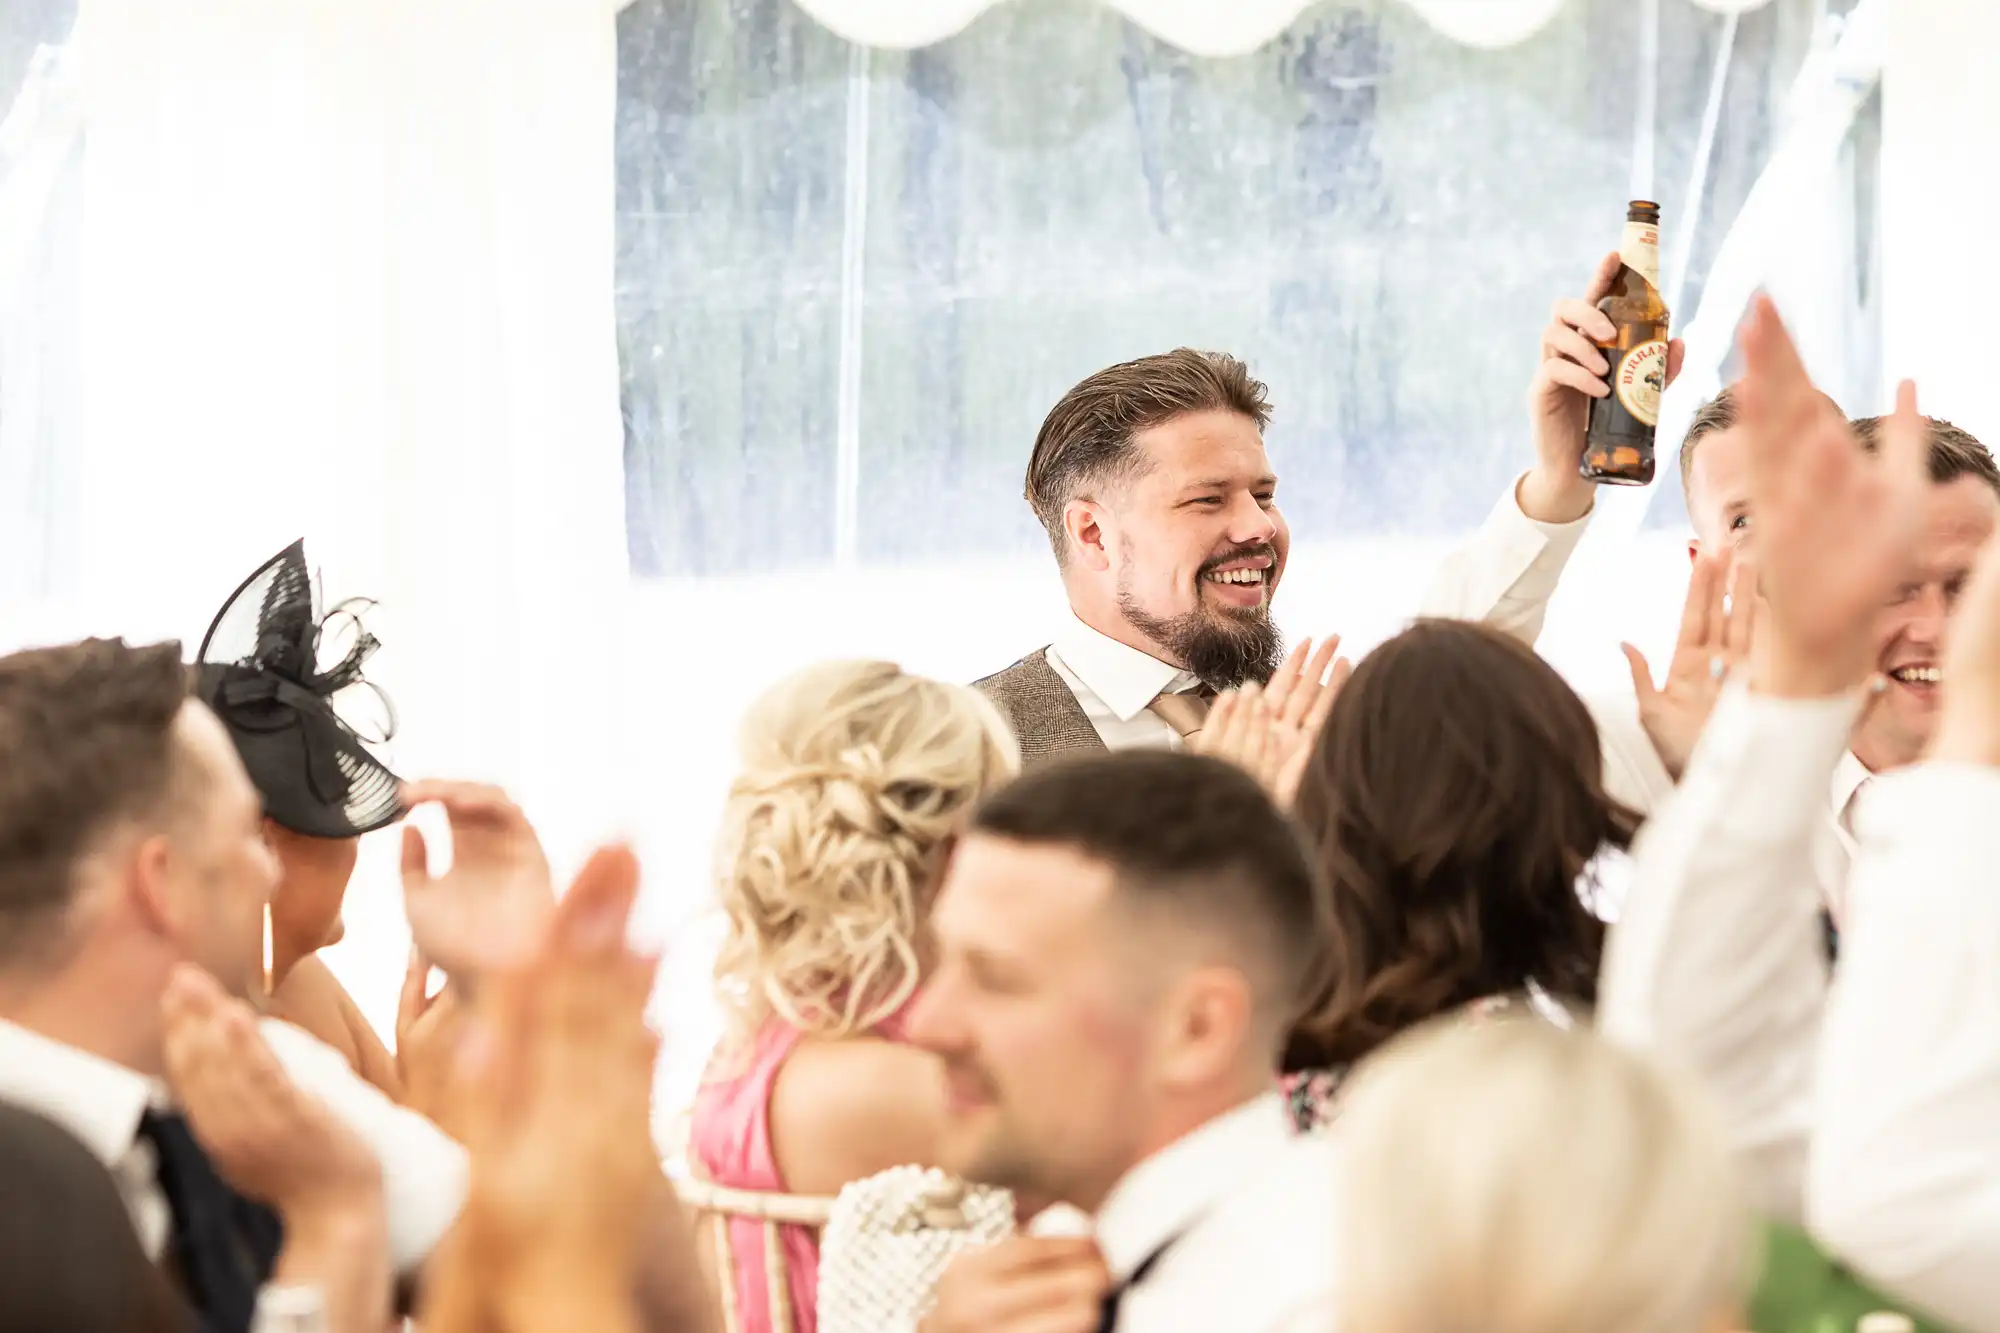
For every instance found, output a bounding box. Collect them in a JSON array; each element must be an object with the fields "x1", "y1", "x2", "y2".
[
  {"x1": 396, "y1": 946, "x2": 468, "y2": 1134},
  {"x1": 400, "y1": 780, "x2": 555, "y2": 981},
  {"x1": 1622, "y1": 551, "x2": 1758, "y2": 778},
  {"x1": 162, "y1": 966, "x2": 382, "y2": 1220},
  {"x1": 1735, "y1": 296, "x2": 1929, "y2": 698},
  {"x1": 438, "y1": 845, "x2": 663, "y2": 1317},
  {"x1": 1199, "y1": 636, "x2": 1350, "y2": 806},
  {"x1": 161, "y1": 966, "x2": 390, "y2": 1333}
]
